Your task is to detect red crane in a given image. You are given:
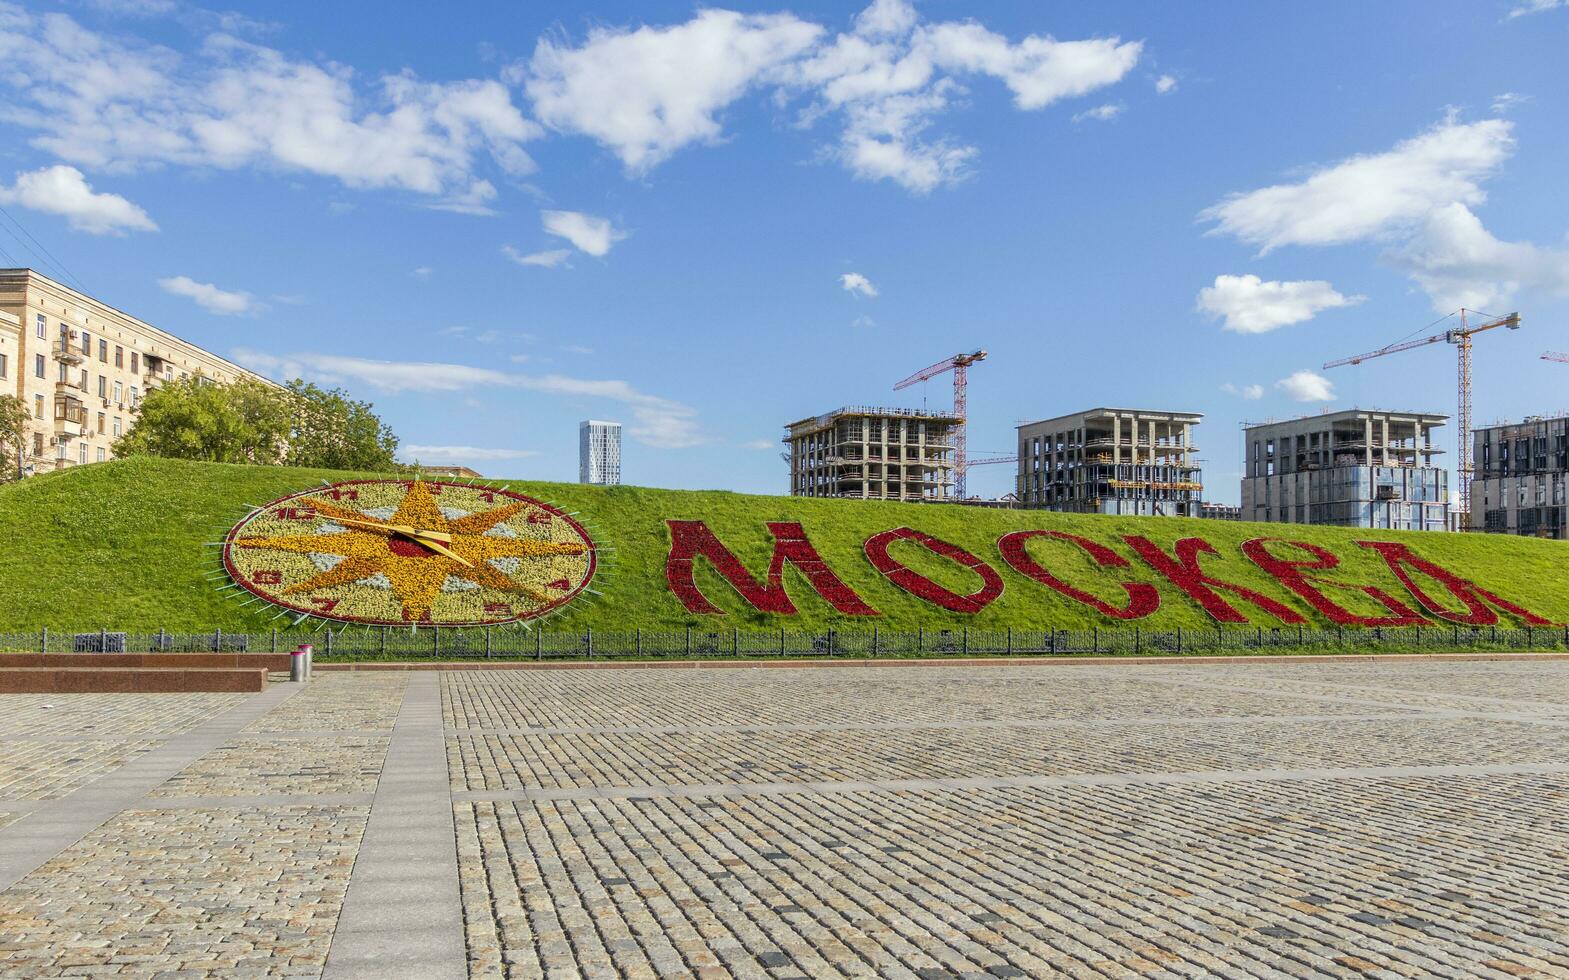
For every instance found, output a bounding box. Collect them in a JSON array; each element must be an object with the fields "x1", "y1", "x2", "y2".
[
  {"x1": 894, "y1": 349, "x2": 987, "y2": 499},
  {"x1": 1543, "y1": 351, "x2": 1569, "y2": 364},
  {"x1": 1324, "y1": 309, "x2": 1521, "y2": 529}
]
